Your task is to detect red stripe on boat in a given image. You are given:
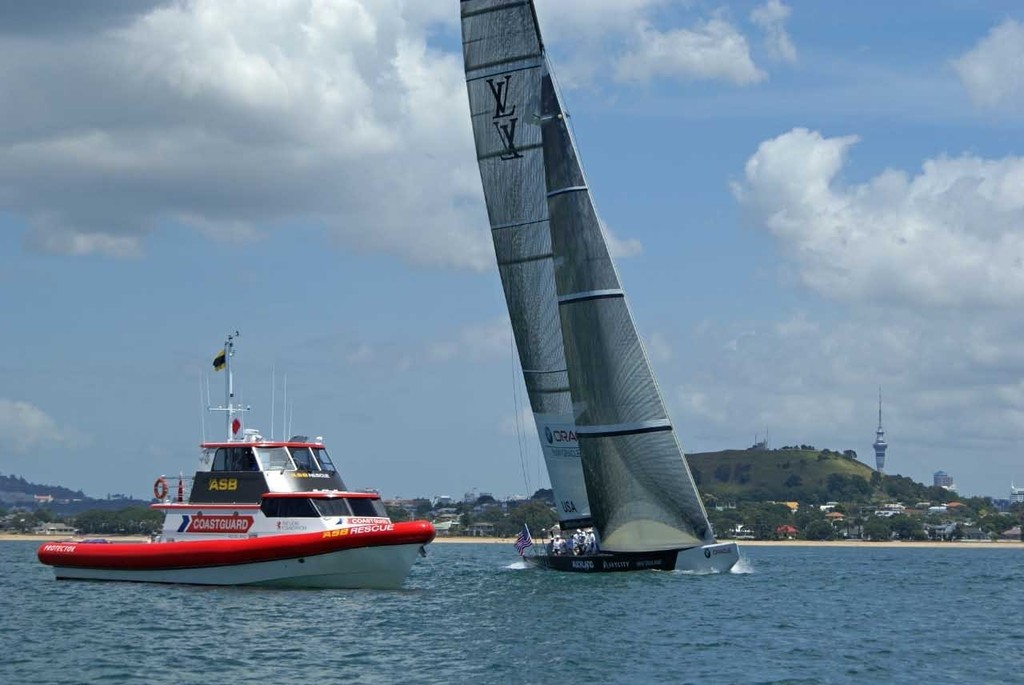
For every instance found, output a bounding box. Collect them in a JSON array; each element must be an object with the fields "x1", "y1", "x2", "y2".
[{"x1": 37, "y1": 521, "x2": 435, "y2": 571}]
